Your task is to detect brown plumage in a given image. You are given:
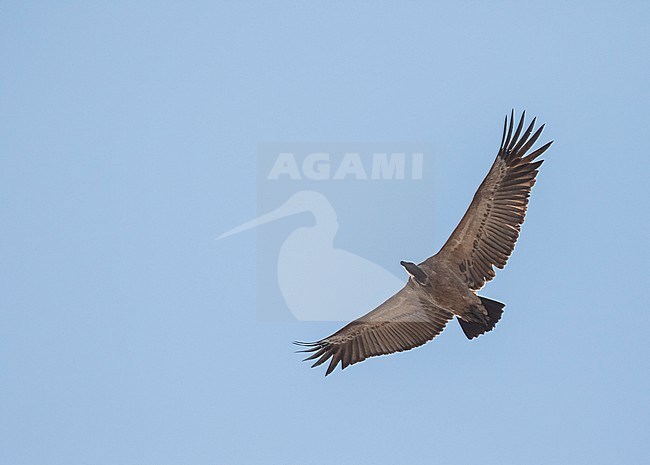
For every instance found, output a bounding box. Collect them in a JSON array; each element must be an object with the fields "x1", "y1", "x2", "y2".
[{"x1": 296, "y1": 110, "x2": 553, "y2": 376}]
